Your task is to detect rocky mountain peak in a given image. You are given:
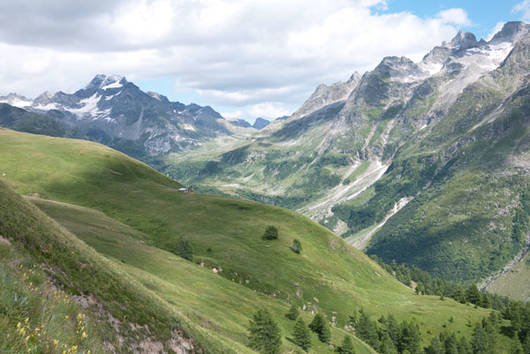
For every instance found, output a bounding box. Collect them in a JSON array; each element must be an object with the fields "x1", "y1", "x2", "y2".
[
  {"x1": 291, "y1": 73, "x2": 361, "y2": 119},
  {"x1": 253, "y1": 117, "x2": 270, "y2": 130},
  {"x1": 448, "y1": 31, "x2": 478, "y2": 51},
  {"x1": 489, "y1": 21, "x2": 530, "y2": 44},
  {"x1": 86, "y1": 74, "x2": 126, "y2": 91},
  {"x1": 0, "y1": 93, "x2": 33, "y2": 108},
  {"x1": 373, "y1": 56, "x2": 421, "y2": 78}
]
